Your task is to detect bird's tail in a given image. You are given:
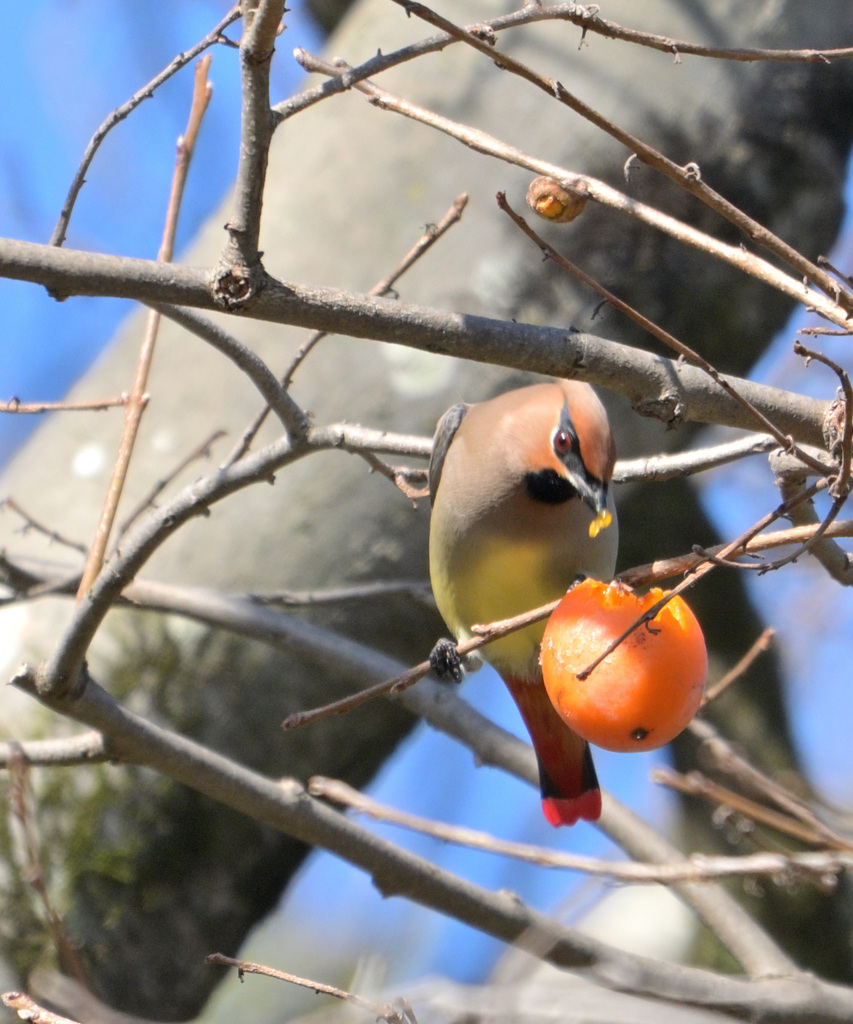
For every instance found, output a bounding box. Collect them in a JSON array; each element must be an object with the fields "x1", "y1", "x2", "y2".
[{"x1": 501, "y1": 673, "x2": 601, "y2": 826}]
